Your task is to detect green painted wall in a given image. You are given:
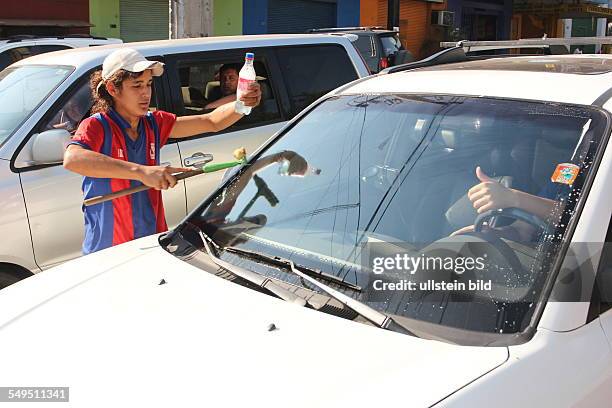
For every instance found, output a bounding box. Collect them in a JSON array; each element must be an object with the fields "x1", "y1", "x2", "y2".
[
  {"x1": 90, "y1": 0, "x2": 120, "y2": 38},
  {"x1": 214, "y1": 0, "x2": 243, "y2": 36}
]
